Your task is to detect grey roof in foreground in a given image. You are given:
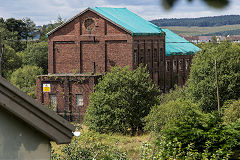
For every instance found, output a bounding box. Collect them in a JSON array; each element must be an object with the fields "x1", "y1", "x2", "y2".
[{"x1": 0, "y1": 77, "x2": 75, "y2": 144}]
